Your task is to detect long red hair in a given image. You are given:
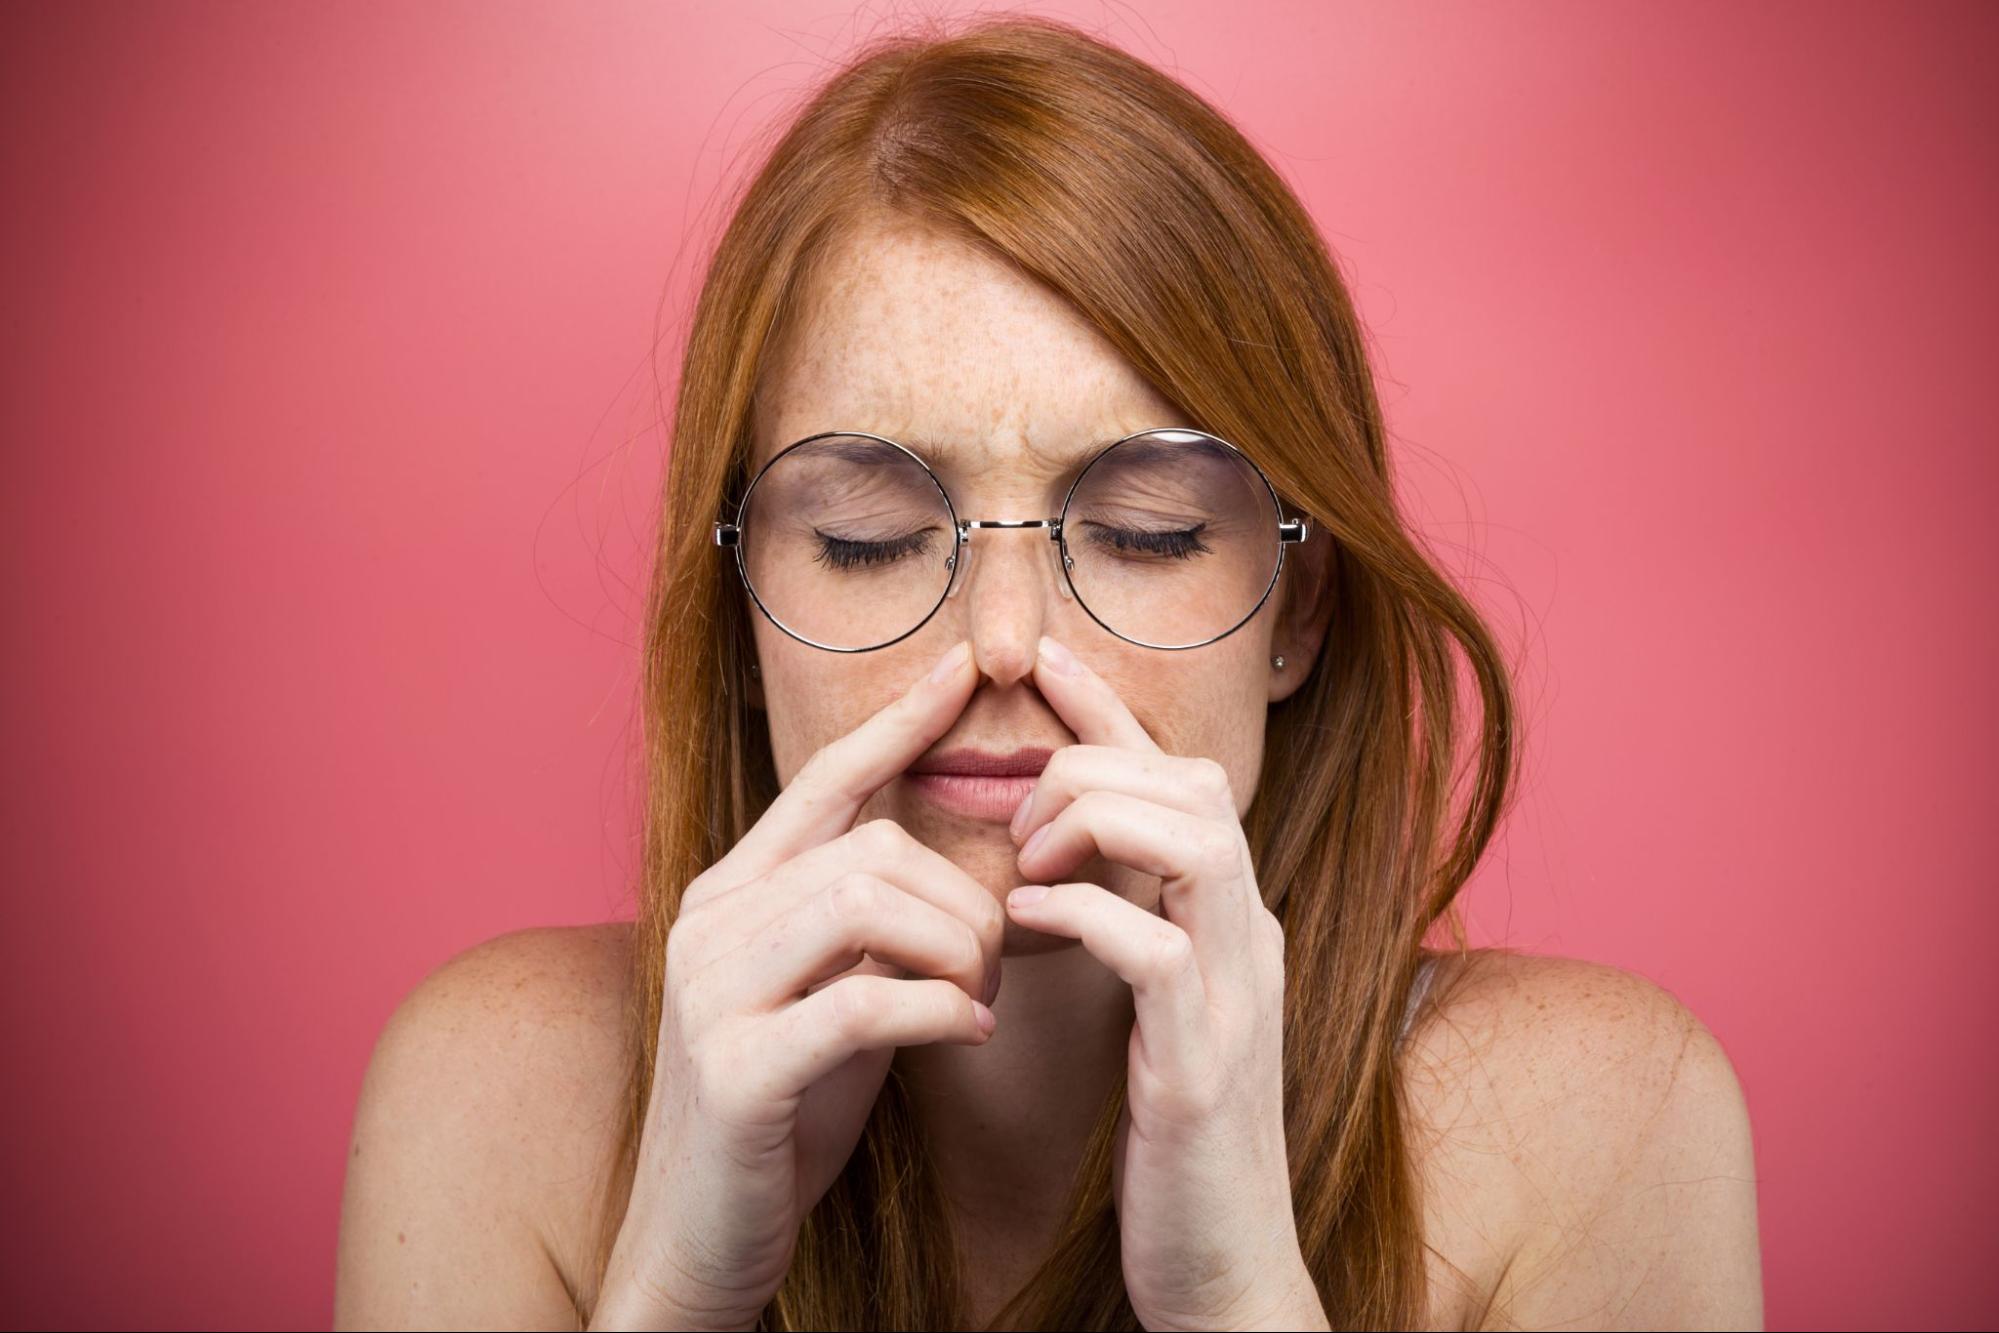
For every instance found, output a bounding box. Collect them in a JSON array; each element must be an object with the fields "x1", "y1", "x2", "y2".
[{"x1": 583, "y1": 14, "x2": 1520, "y2": 1328}]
